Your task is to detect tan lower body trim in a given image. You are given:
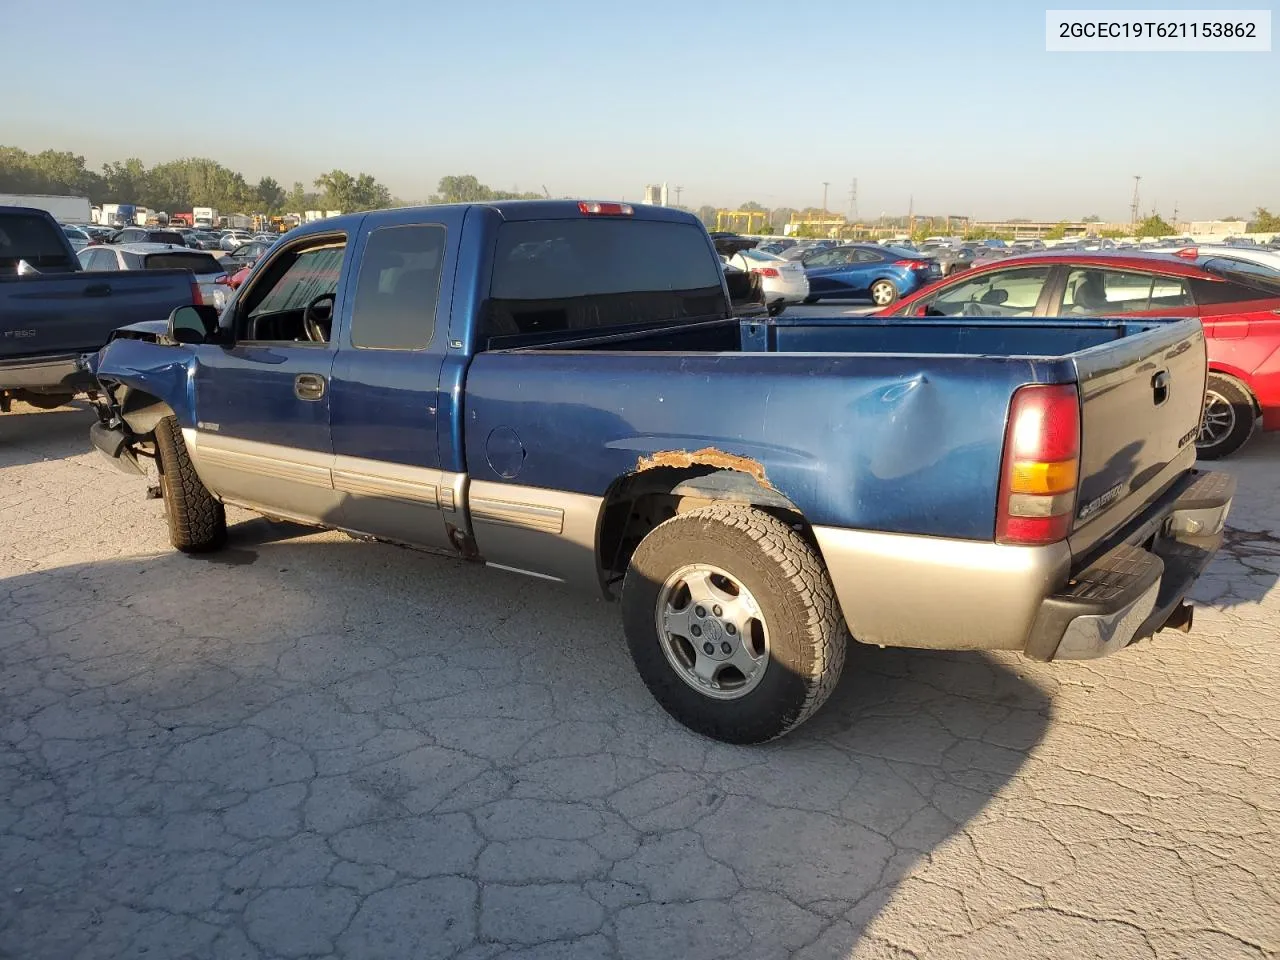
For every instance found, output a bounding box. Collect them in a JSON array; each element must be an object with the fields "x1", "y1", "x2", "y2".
[{"x1": 813, "y1": 526, "x2": 1071, "y2": 651}]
